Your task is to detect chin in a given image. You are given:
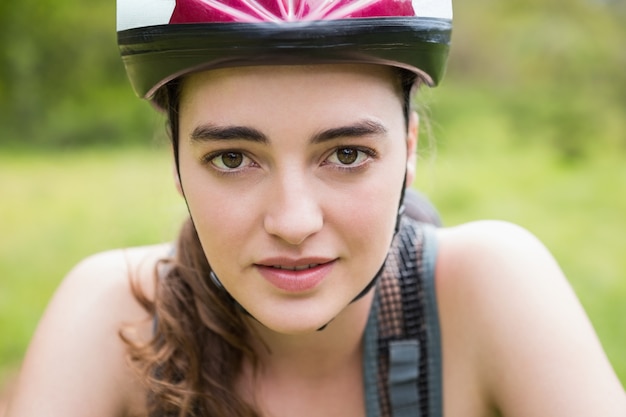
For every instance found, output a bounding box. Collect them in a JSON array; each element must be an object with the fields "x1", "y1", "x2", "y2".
[
  {"x1": 248, "y1": 304, "x2": 339, "y2": 336},
  {"x1": 267, "y1": 322, "x2": 328, "y2": 336}
]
